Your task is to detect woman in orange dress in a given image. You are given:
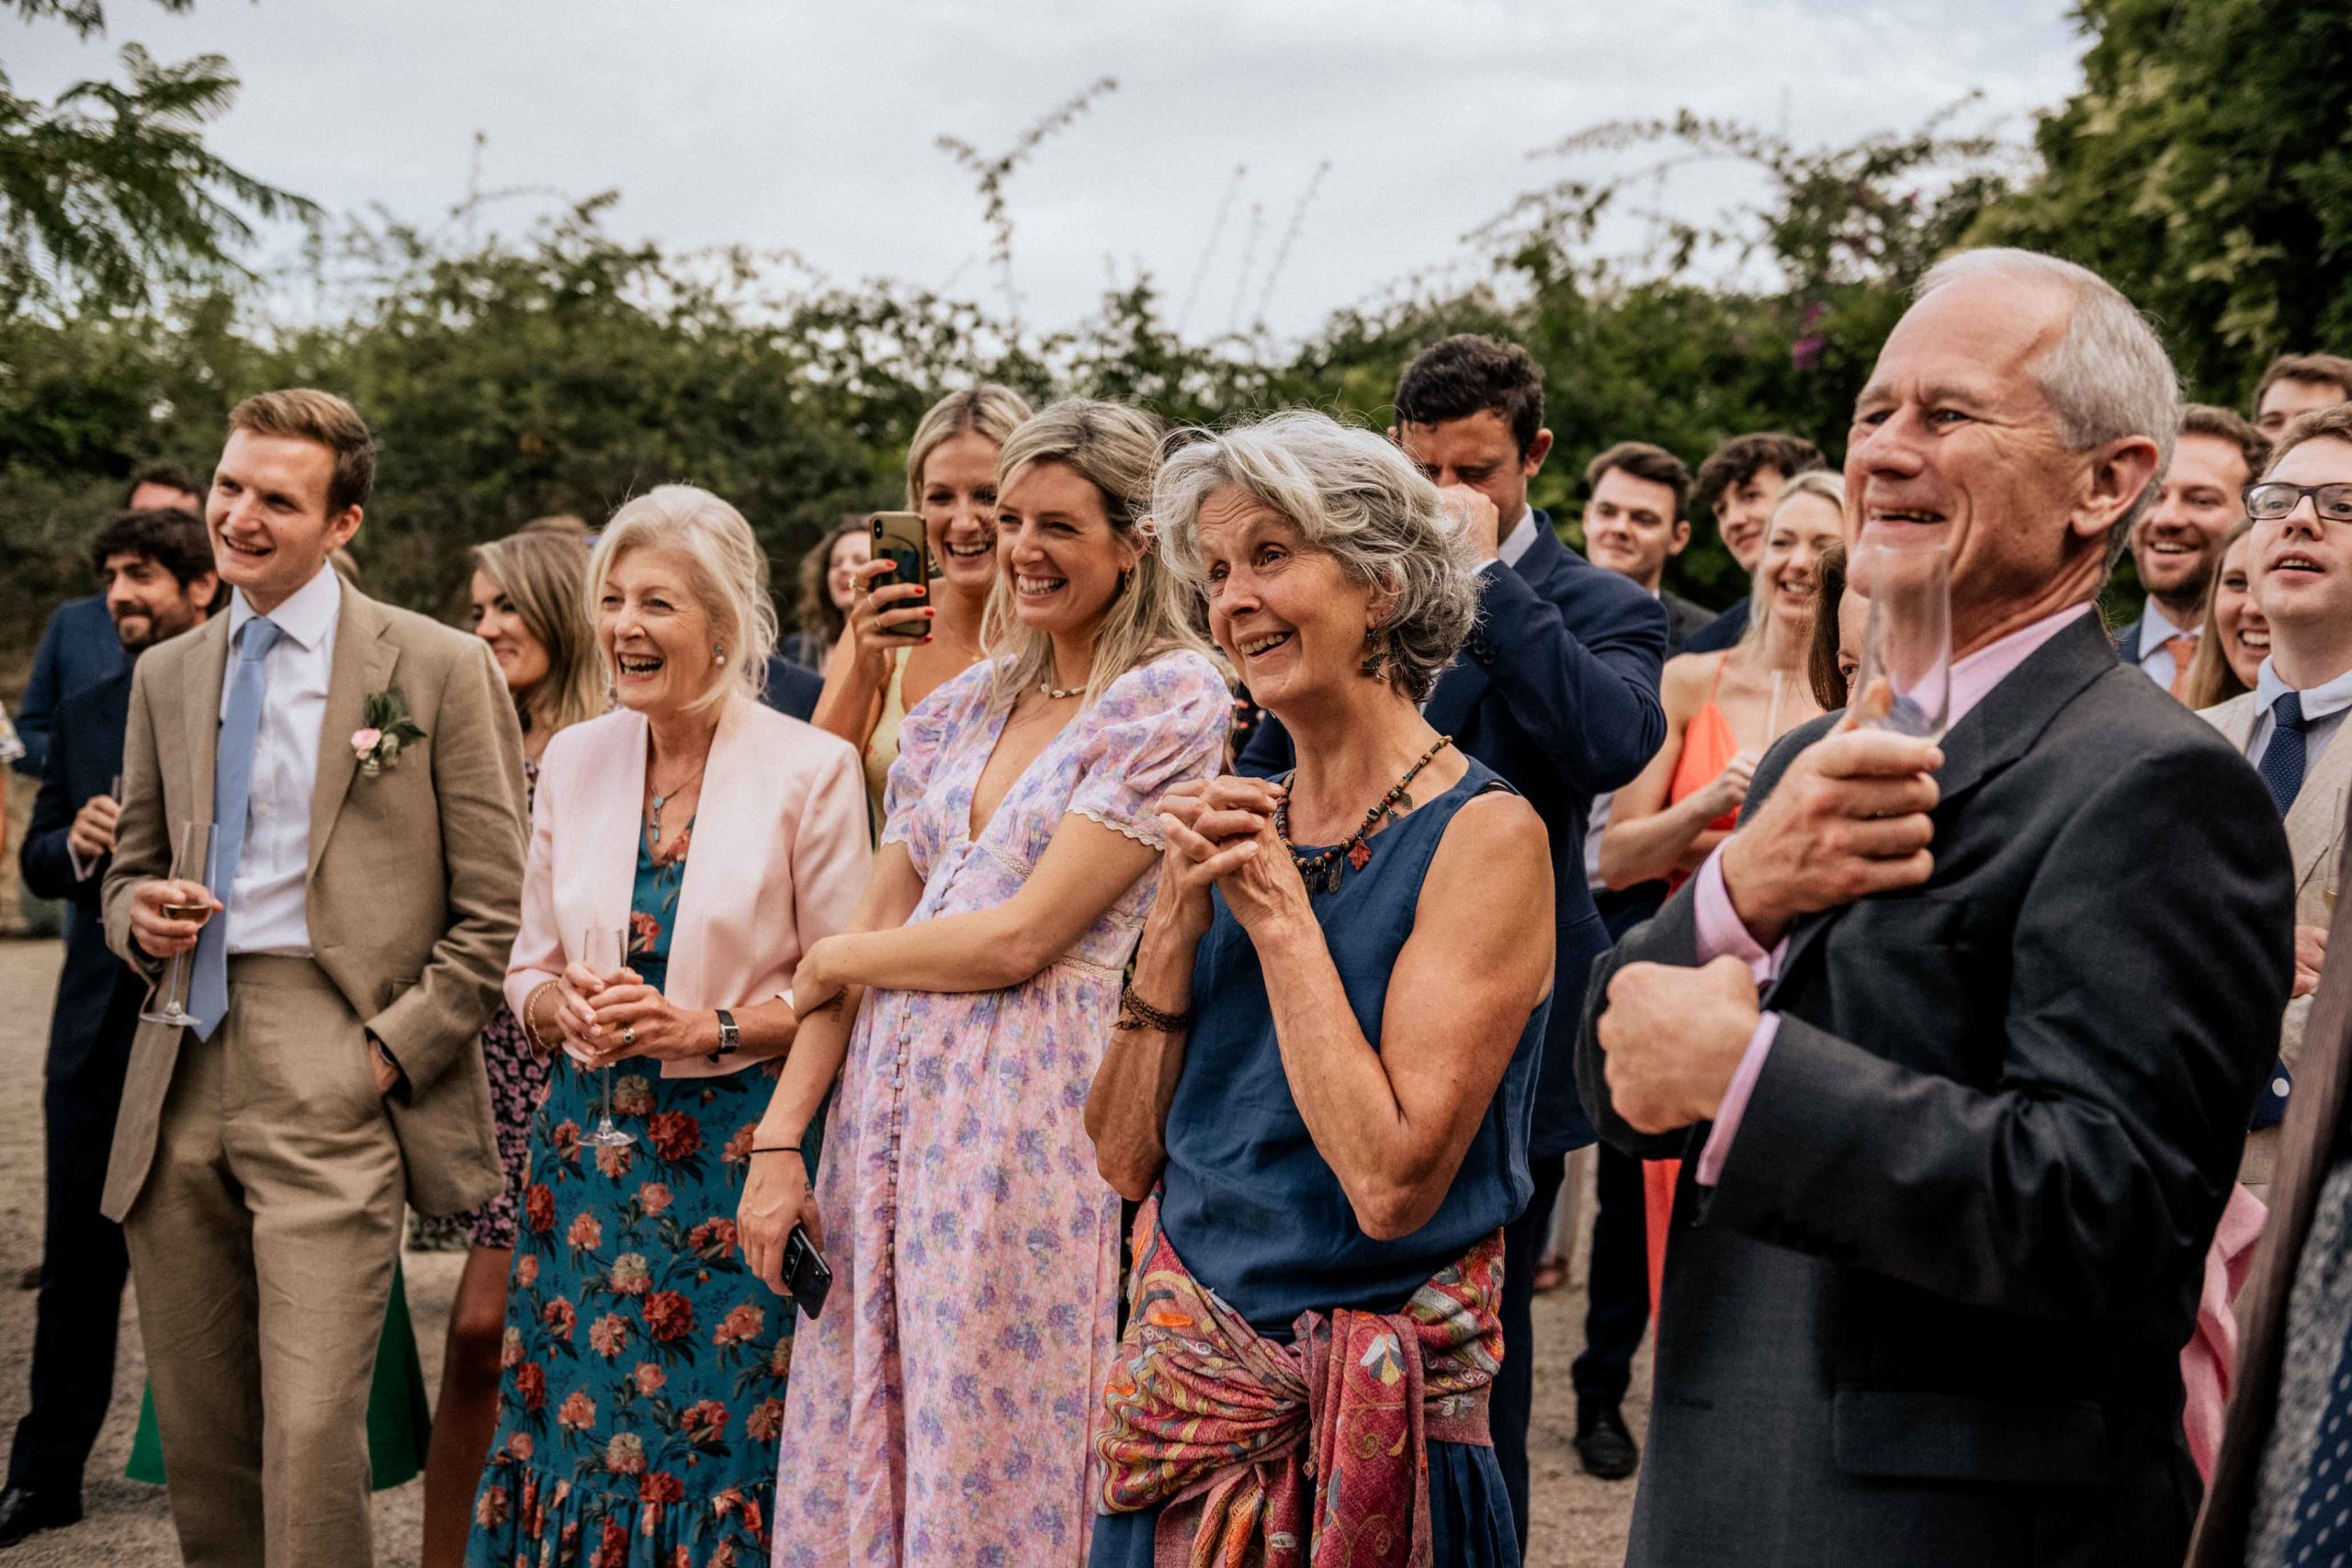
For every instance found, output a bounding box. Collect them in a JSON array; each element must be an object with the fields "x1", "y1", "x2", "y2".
[{"x1": 1596, "y1": 472, "x2": 1846, "y2": 1306}]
